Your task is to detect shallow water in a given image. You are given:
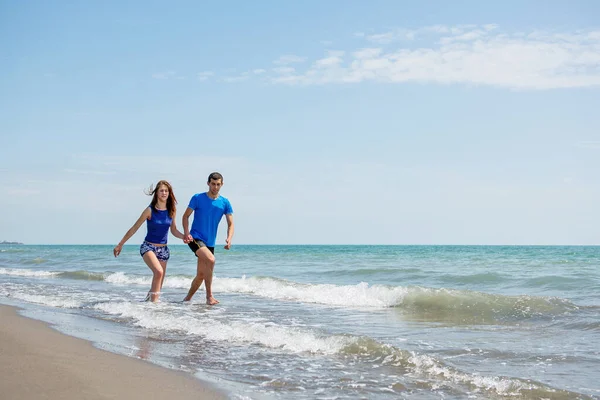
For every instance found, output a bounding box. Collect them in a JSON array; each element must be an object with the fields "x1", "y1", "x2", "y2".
[{"x1": 1, "y1": 244, "x2": 599, "y2": 399}]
